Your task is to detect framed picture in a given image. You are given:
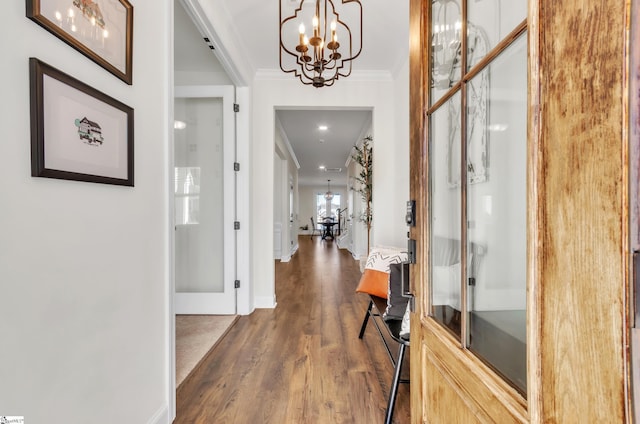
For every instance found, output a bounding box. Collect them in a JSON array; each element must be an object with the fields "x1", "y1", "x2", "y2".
[
  {"x1": 26, "y1": 0, "x2": 133, "y2": 84},
  {"x1": 29, "y1": 58, "x2": 134, "y2": 186}
]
